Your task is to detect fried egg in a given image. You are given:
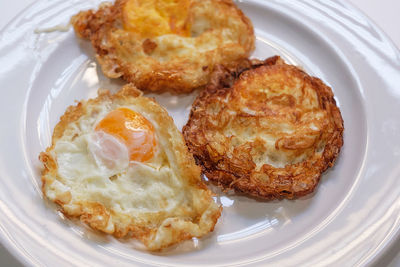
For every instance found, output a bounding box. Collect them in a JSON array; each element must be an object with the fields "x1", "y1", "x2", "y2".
[
  {"x1": 183, "y1": 56, "x2": 344, "y2": 199},
  {"x1": 39, "y1": 84, "x2": 221, "y2": 250},
  {"x1": 71, "y1": 0, "x2": 255, "y2": 93}
]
